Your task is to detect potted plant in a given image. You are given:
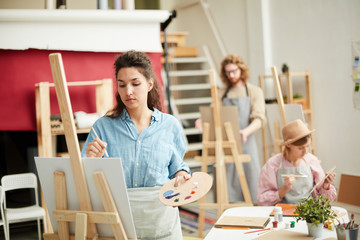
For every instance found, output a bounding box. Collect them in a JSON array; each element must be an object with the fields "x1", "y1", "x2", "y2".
[{"x1": 294, "y1": 195, "x2": 337, "y2": 238}]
